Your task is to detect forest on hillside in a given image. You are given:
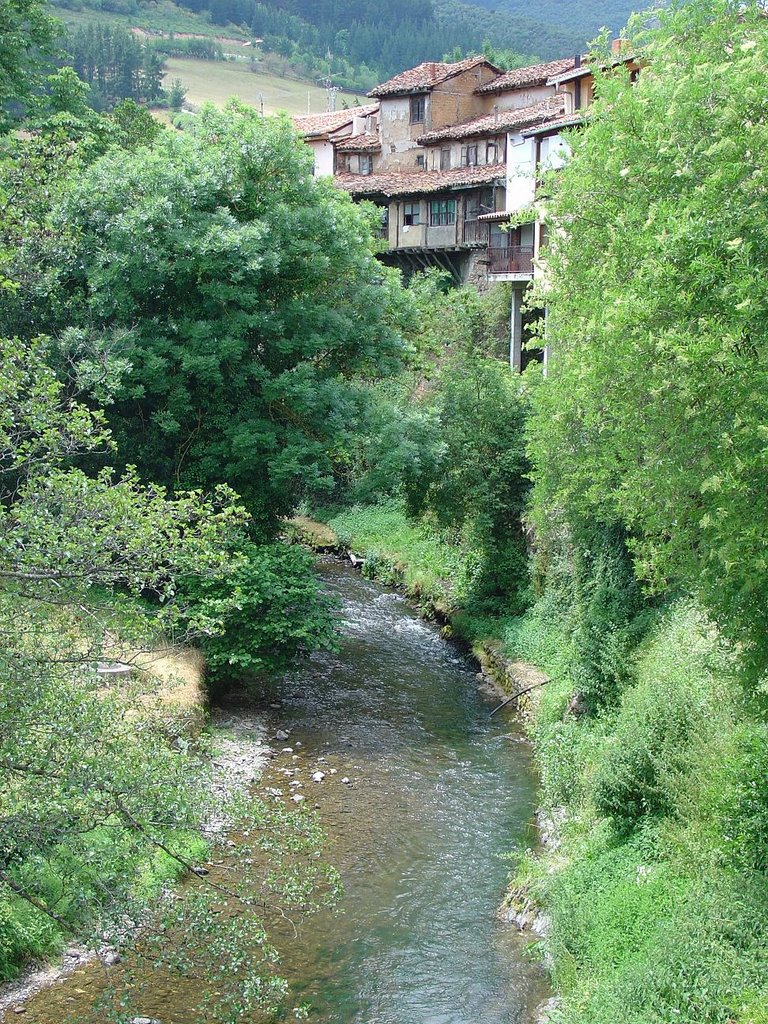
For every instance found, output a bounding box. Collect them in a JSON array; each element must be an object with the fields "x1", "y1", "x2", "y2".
[{"x1": 49, "y1": 0, "x2": 639, "y2": 83}]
